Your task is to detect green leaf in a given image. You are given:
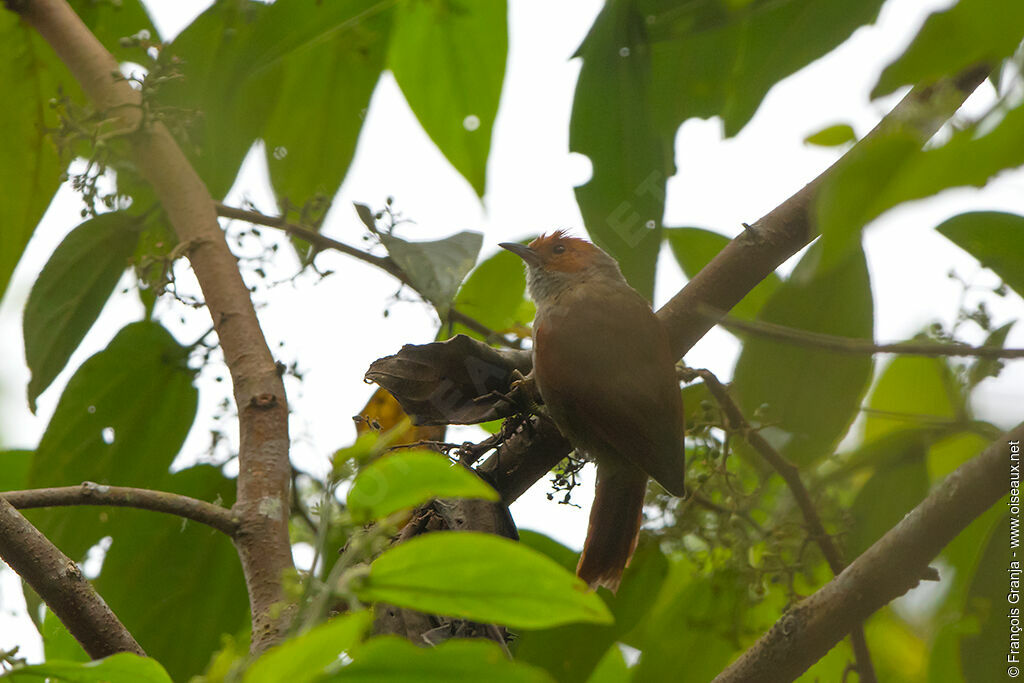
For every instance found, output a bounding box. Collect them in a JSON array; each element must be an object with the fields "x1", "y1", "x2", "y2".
[
  {"x1": 862, "y1": 352, "x2": 962, "y2": 443},
  {"x1": 388, "y1": 0, "x2": 507, "y2": 196},
  {"x1": 0, "y1": 14, "x2": 66, "y2": 302},
  {"x1": 847, "y1": 439, "x2": 929, "y2": 558},
  {"x1": 967, "y1": 321, "x2": 1014, "y2": 388},
  {"x1": 872, "y1": 0, "x2": 1024, "y2": 98},
  {"x1": 1, "y1": 653, "x2": 172, "y2": 683},
  {"x1": 0, "y1": 449, "x2": 33, "y2": 491},
  {"x1": 803, "y1": 123, "x2": 856, "y2": 148},
  {"x1": 154, "y1": 1, "x2": 276, "y2": 198},
  {"x1": 94, "y1": 465, "x2": 248, "y2": 682},
  {"x1": 262, "y1": 1, "x2": 390, "y2": 209},
  {"x1": 514, "y1": 540, "x2": 669, "y2": 683},
  {"x1": 41, "y1": 608, "x2": 89, "y2": 664},
  {"x1": 817, "y1": 100, "x2": 1024, "y2": 270},
  {"x1": 329, "y1": 636, "x2": 553, "y2": 682},
  {"x1": 24, "y1": 211, "x2": 142, "y2": 411},
  {"x1": 936, "y1": 211, "x2": 1024, "y2": 298},
  {"x1": 25, "y1": 321, "x2": 197, "y2": 560},
  {"x1": 960, "y1": 512, "x2": 1012, "y2": 682},
  {"x1": 357, "y1": 532, "x2": 613, "y2": 629},
  {"x1": 244, "y1": 611, "x2": 373, "y2": 683},
  {"x1": 450, "y1": 247, "x2": 533, "y2": 340},
  {"x1": 586, "y1": 645, "x2": 630, "y2": 683},
  {"x1": 732, "y1": 242, "x2": 874, "y2": 464},
  {"x1": 347, "y1": 450, "x2": 498, "y2": 524},
  {"x1": 380, "y1": 231, "x2": 483, "y2": 313},
  {"x1": 69, "y1": 0, "x2": 159, "y2": 62},
  {"x1": 570, "y1": 0, "x2": 670, "y2": 298},
  {"x1": 646, "y1": 0, "x2": 886, "y2": 137},
  {"x1": 664, "y1": 227, "x2": 781, "y2": 323}
]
